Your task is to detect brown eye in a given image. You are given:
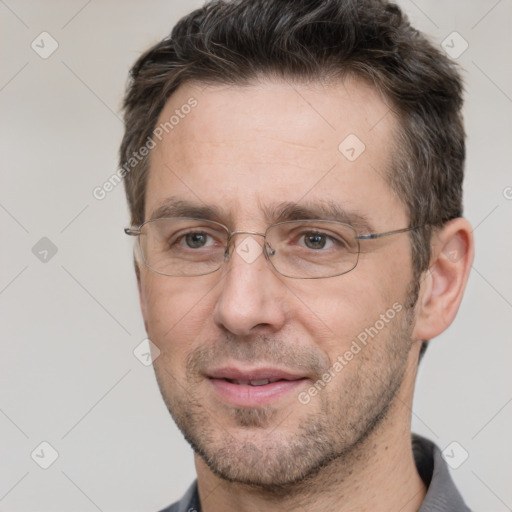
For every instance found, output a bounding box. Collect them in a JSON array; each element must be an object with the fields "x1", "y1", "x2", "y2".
[
  {"x1": 184, "y1": 233, "x2": 209, "y2": 248},
  {"x1": 304, "y1": 233, "x2": 327, "y2": 249}
]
